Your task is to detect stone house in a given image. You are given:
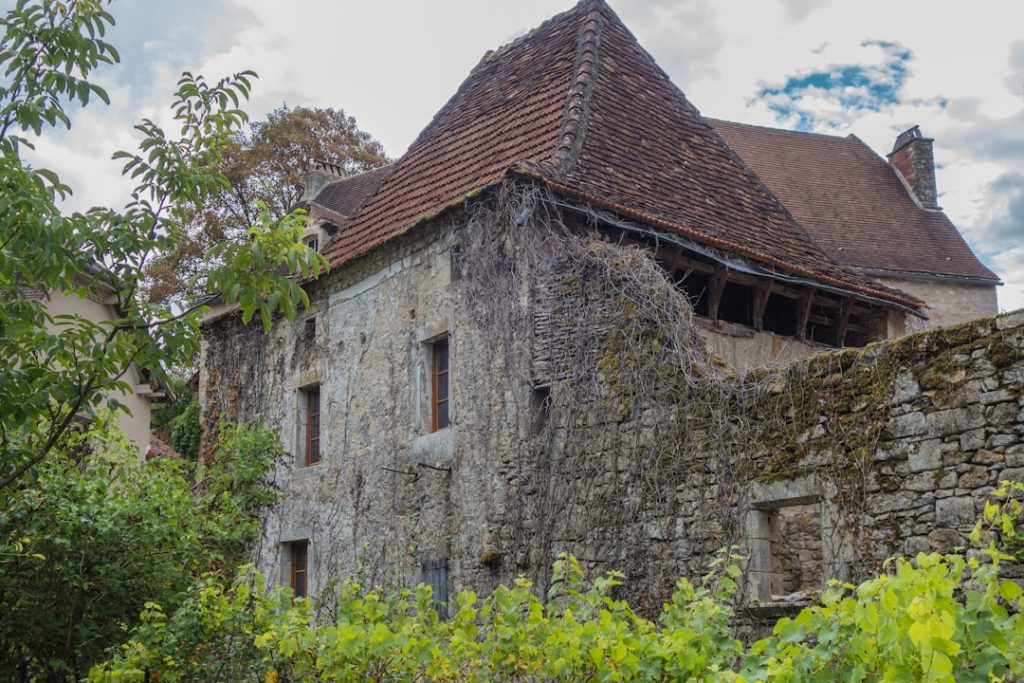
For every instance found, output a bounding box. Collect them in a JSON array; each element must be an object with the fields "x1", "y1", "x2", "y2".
[{"x1": 200, "y1": 0, "x2": 1016, "y2": 612}]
